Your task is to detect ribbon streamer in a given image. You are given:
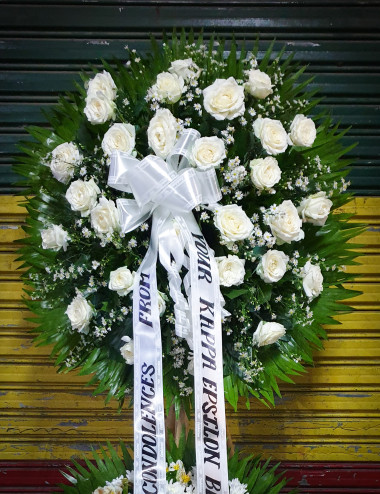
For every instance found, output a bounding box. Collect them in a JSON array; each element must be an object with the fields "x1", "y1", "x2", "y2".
[{"x1": 108, "y1": 129, "x2": 229, "y2": 494}]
